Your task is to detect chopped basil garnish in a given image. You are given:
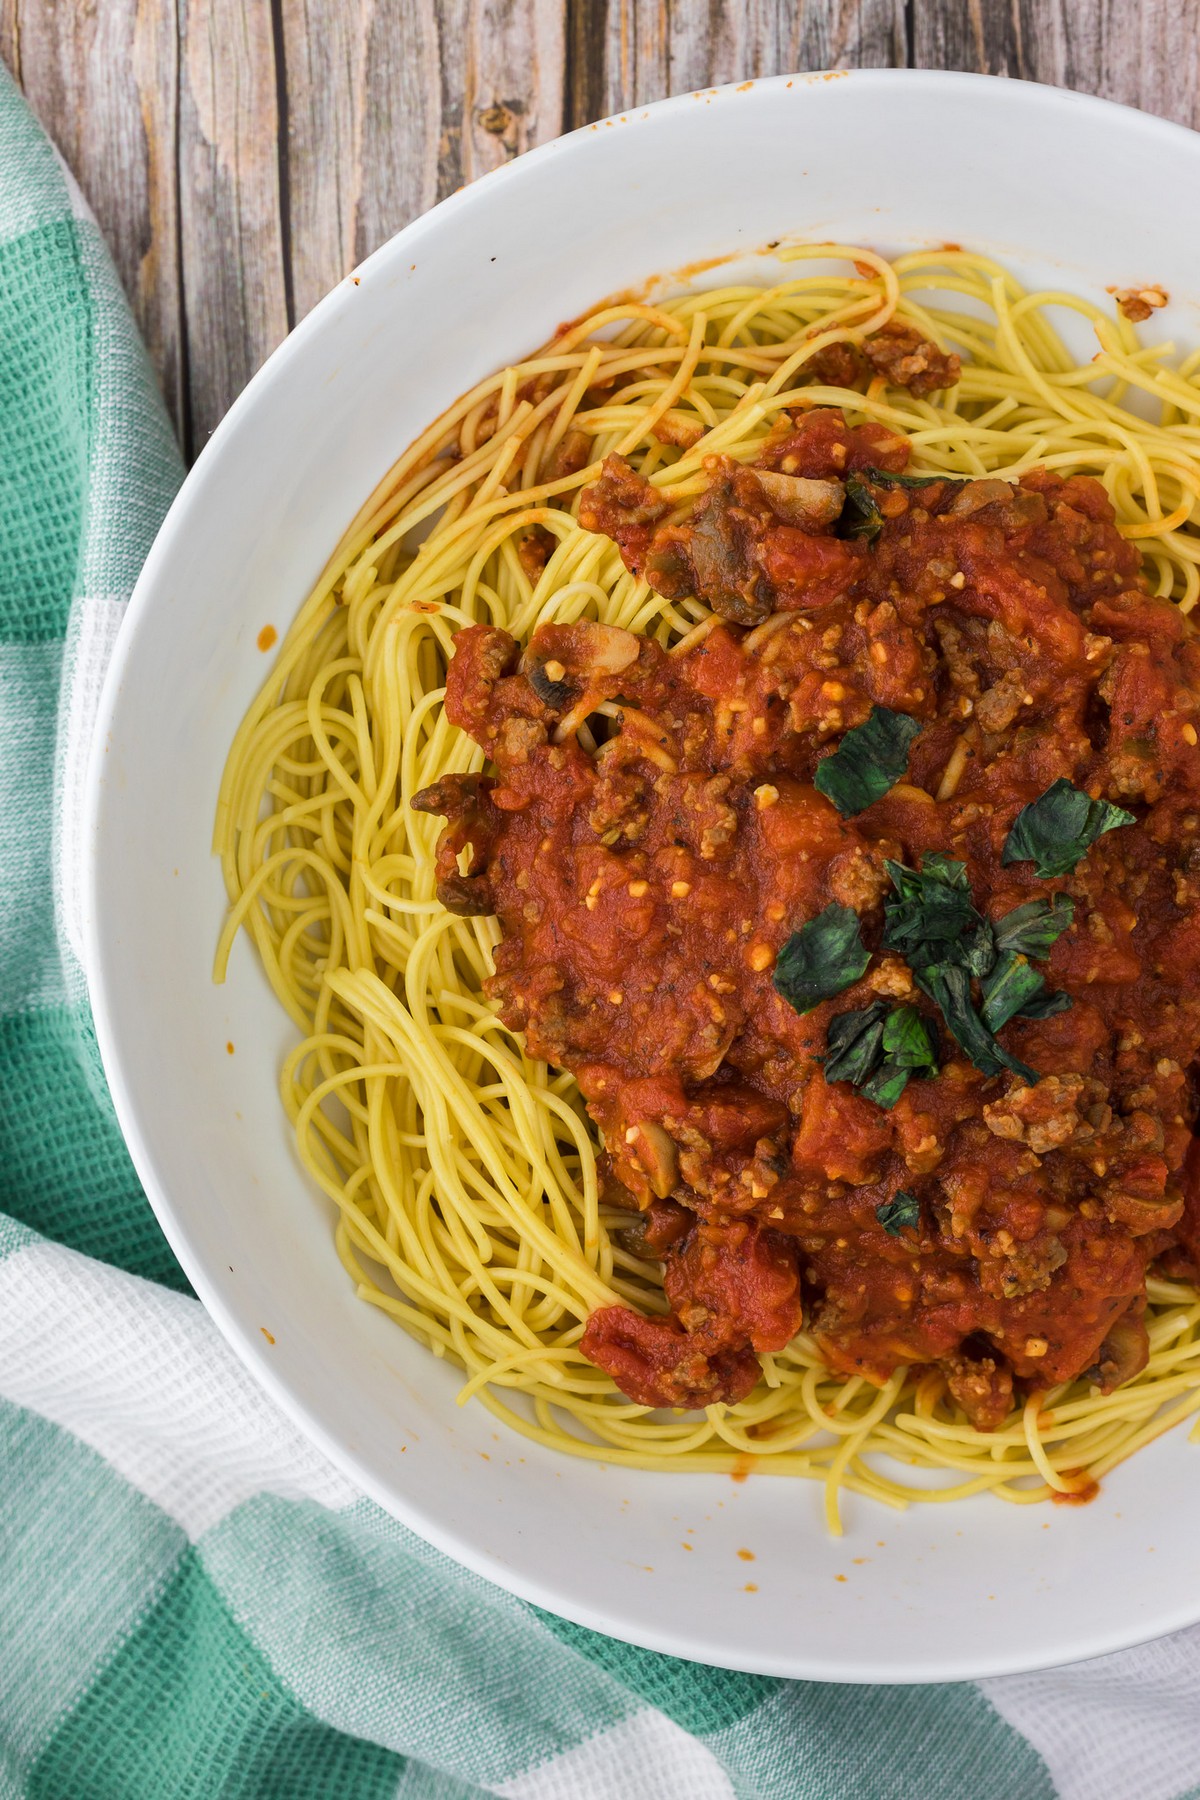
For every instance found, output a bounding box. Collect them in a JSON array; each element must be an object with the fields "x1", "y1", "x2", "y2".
[
  {"x1": 881, "y1": 1005, "x2": 939, "y2": 1070},
  {"x1": 915, "y1": 962, "x2": 1037, "y2": 1085},
  {"x1": 992, "y1": 894, "x2": 1074, "y2": 959},
  {"x1": 814, "y1": 706, "x2": 922, "y2": 817},
  {"x1": 1012, "y1": 987, "x2": 1073, "y2": 1022},
  {"x1": 773, "y1": 903, "x2": 870, "y2": 1015},
  {"x1": 883, "y1": 854, "x2": 991, "y2": 966},
  {"x1": 860, "y1": 1064, "x2": 911, "y2": 1110},
  {"x1": 823, "y1": 999, "x2": 889, "y2": 1085},
  {"x1": 876, "y1": 1190, "x2": 921, "y2": 1236},
  {"x1": 1001, "y1": 778, "x2": 1134, "y2": 880},
  {"x1": 791, "y1": 851, "x2": 1073, "y2": 1088},
  {"x1": 879, "y1": 855, "x2": 1064, "y2": 1083},
  {"x1": 842, "y1": 473, "x2": 884, "y2": 541},
  {"x1": 822, "y1": 1000, "x2": 937, "y2": 1111},
  {"x1": 841, "y1": 466, "x2": 964, "y2": 541},
  {"x1": 979, "y1": 951, "x2": 1048, "y2": 1033}
]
